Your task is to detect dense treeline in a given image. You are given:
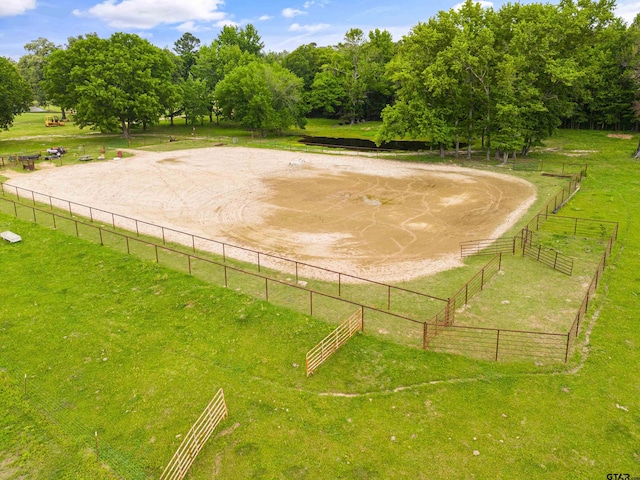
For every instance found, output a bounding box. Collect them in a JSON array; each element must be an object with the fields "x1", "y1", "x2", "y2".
[{"x1": 8, "y1": 0, "x2": 640, "y2": 154}]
